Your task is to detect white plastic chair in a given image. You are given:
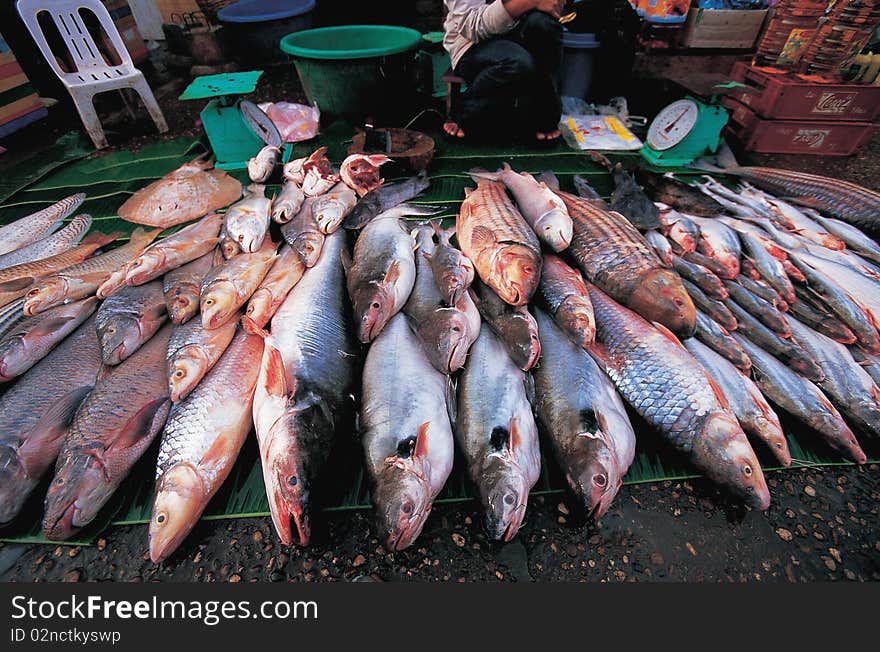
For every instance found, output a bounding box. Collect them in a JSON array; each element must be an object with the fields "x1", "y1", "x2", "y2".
[{"x1": 16, "y1": 0, "x2": 168, "y2": 149}]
